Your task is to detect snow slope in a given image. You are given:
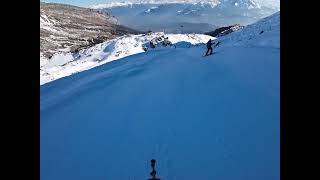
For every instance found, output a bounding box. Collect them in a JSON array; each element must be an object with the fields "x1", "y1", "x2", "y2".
[
  {"x1": 40, "y1": 12, "x2": 280, "y2": 180},
  {"x1": 220, "y1": 11, "x2": 280, "y2": 48},
  {"x1": 40, "y1": 33, "x2": 213, "y2": 85}
]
